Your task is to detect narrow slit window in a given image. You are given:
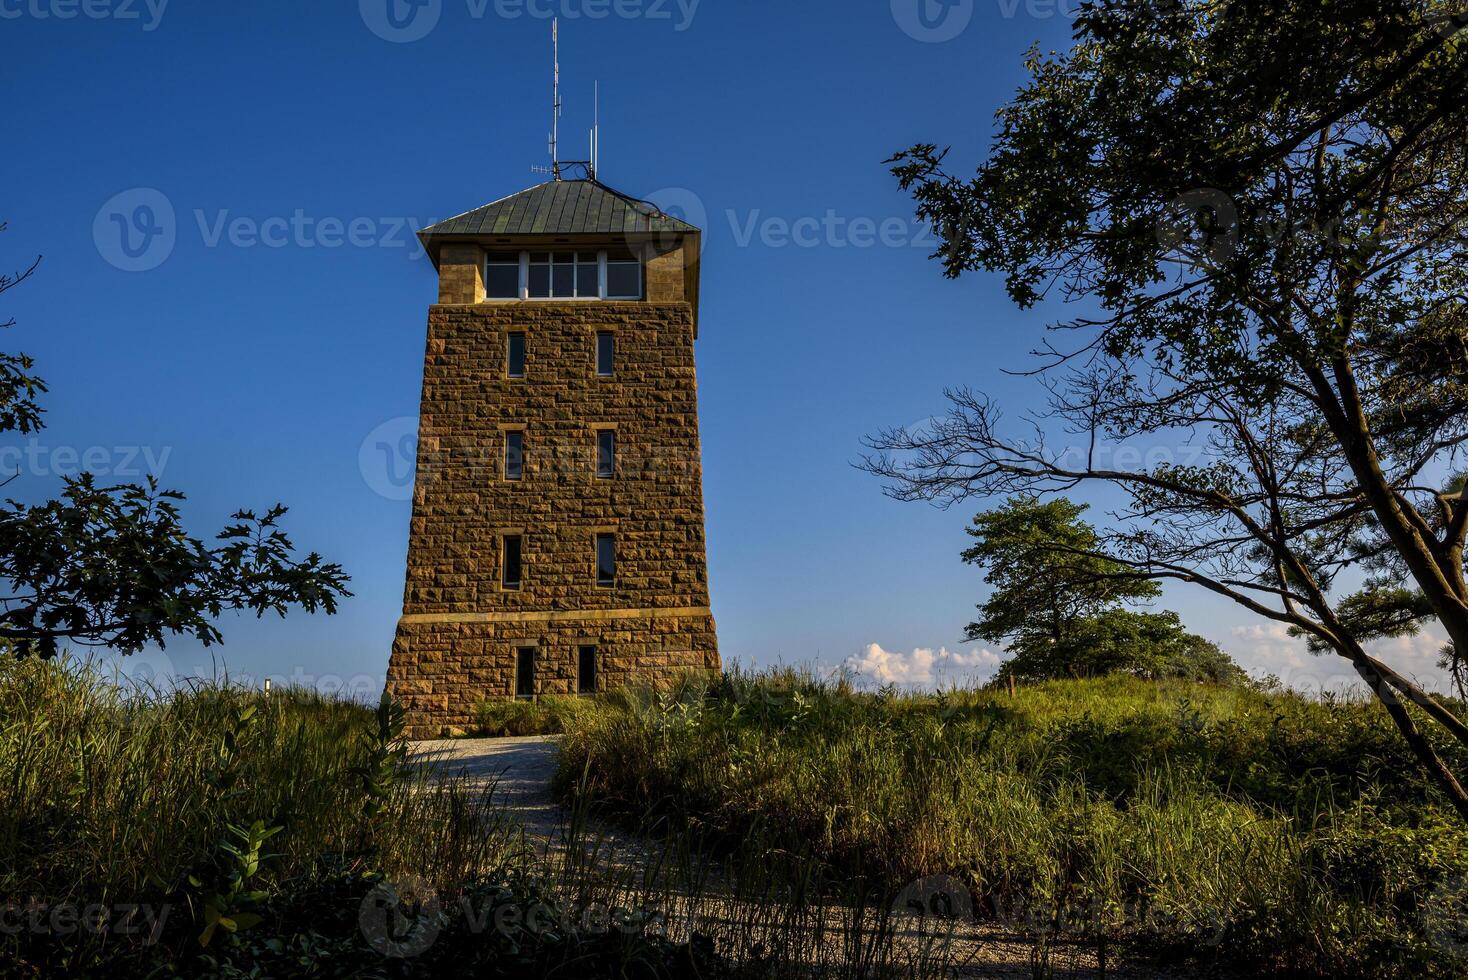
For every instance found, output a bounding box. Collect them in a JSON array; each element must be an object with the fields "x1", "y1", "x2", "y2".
[
  {"x1": 507, "y1": 332, "x2": 526, "y2": 378},
  {"x1": 515, "y1": 647, "x2": 536, "y2": 700},
  {"x1": 504, "y1": 431, "x2": 524, "y2": 481},
  {"x1": 502, "y1": 535, "x2": 523, "y2": 591},
  {"x1": 577, "y1": 645, "x2": 598, "y2": 695},
  {"x1": 597, "y1": 429, "x2": 616, "y2": 479},
  {"x1": 595, "y1": 533, "x2": 616, "y2": 587},
  {"x1": 596, "y1": 331, "x2": 615, "y2": 377}
]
